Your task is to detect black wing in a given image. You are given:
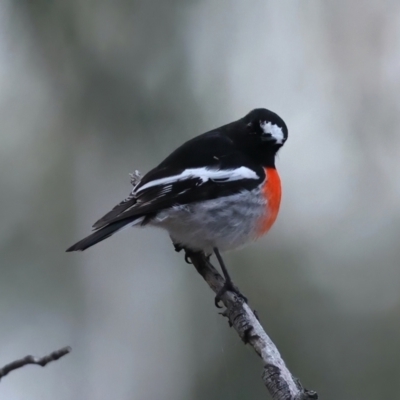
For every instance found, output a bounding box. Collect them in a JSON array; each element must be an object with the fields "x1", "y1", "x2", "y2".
[{"x1": 92, "y1": 131, "x2": 264, "y2": 229}]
